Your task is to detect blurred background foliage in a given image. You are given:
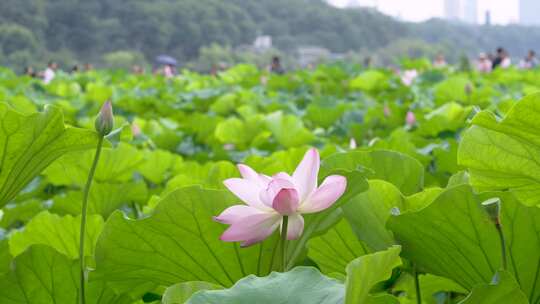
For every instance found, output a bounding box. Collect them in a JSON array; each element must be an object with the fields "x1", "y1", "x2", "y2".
[{"x1": 1, "y1": 0, "x2": 540, "y2": 71}]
